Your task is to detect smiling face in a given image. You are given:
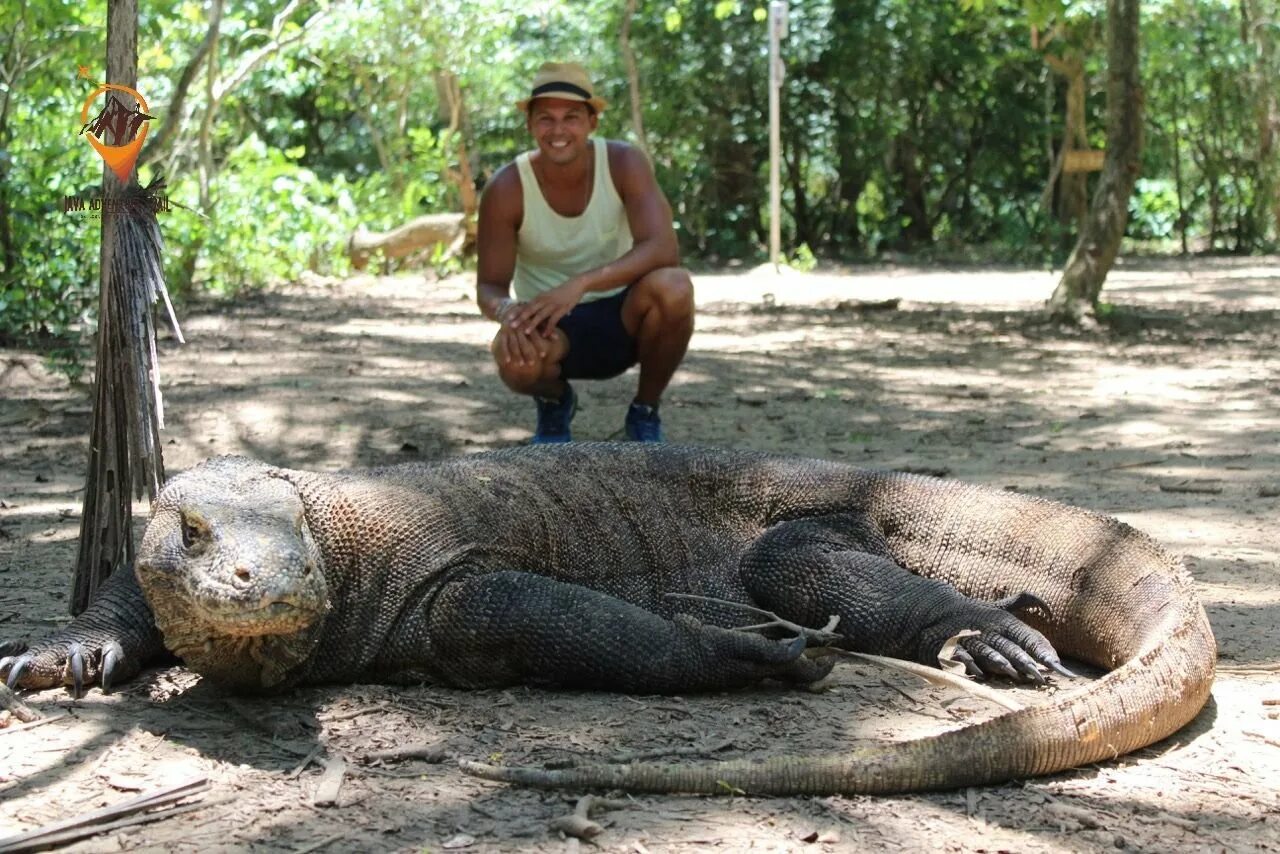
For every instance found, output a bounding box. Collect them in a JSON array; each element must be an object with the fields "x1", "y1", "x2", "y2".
[{"x1": 526, "y1": 97, "x2": 598, "y2": 167}]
